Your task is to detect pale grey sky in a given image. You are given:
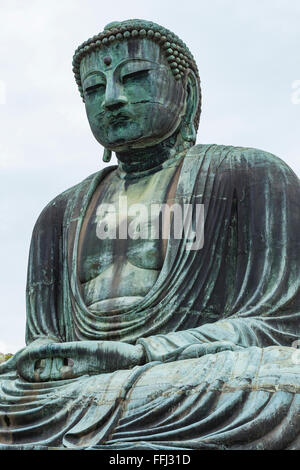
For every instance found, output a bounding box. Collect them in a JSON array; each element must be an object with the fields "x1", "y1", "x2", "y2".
[{"x1": 0, "y1": 0, "x2": 299, "y2": 352}]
